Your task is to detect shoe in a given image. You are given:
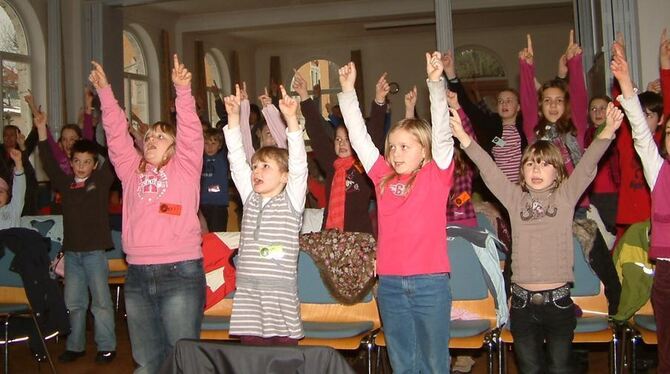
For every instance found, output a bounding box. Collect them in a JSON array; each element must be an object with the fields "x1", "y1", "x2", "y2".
[
  {"x1": 58, "y1": 350, "x2": 85, "y2": 362},
  {"x1": 95, "y1": 351, "x2": 116, "y2": 364}
]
